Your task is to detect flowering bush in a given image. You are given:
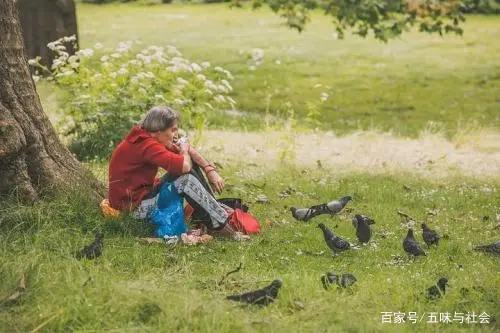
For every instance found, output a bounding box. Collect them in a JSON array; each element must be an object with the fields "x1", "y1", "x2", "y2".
[{"x1": 31, "y1": 35, "x2": 236, "y2": 161}]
